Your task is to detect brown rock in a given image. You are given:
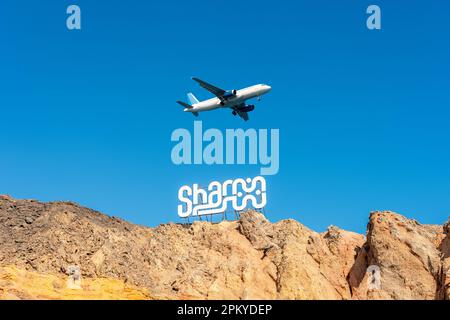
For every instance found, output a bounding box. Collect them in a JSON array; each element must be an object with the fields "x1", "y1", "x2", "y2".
[
  {"x1": 349, "y1": 211, "x2": 443, "y2": 300},
  {"x1": 440, "y1": 219, "x2": 450, "y2": 300},
  {"x1": 0, "y1": 197, "x2": 448, "y2": 300}
]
